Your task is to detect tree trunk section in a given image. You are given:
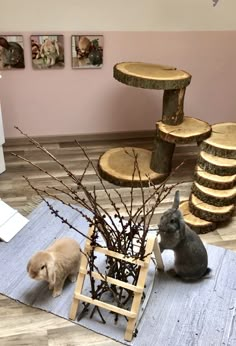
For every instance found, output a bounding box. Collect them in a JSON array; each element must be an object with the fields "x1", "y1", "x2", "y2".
[
  {"x1": 162, "y1": 88, "x2": 185, "y2": 125},
  {"x1": 150, "y1": 129, "x2": 175, "y2": 174},
  {"x1": 189, "y1": 193, "x2": 235, "y2": 223},
  {"x1": 179, "y1": 200, "x2": 217, "y2": 234}
]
